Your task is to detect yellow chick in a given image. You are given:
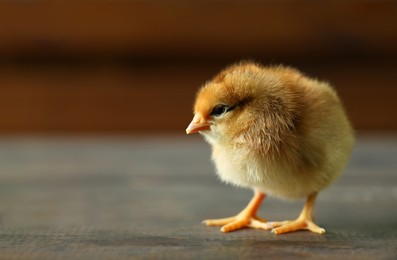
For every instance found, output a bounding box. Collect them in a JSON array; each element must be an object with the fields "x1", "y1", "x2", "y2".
[{"x1": 186, "y1": 61, "x2": 354, "y2": 234}]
